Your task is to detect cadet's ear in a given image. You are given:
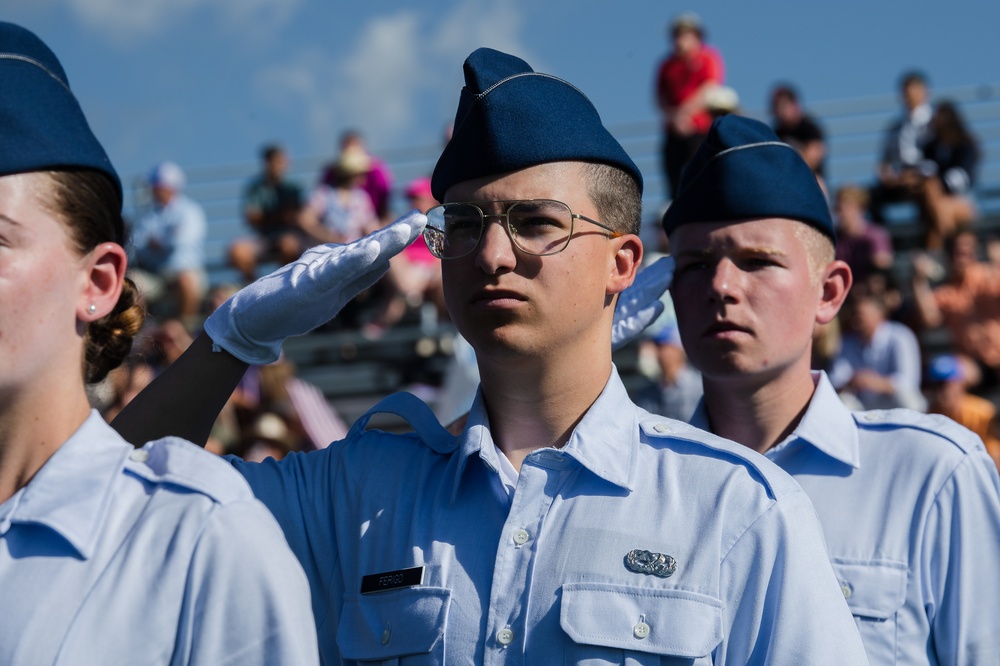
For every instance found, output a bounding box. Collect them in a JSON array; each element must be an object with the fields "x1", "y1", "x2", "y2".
[
  {"x1": 816, "y1": 260, "x2": 852, "y2": 325},
  {"x1": 77, "y1": 242, "x2": 127, "y2": 323},
  {"x1": 607, "y1": 234, "x2": 643, "y2": 296}
]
